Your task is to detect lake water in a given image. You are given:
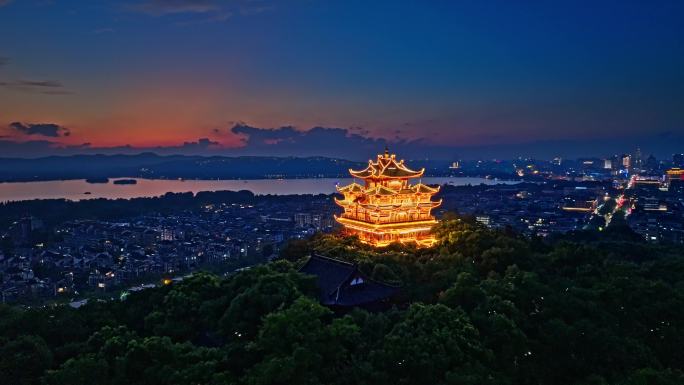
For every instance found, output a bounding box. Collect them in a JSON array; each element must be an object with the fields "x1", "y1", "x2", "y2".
[{"x1": 0, "y1": 177, "x2": 519, "y2": 202}]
